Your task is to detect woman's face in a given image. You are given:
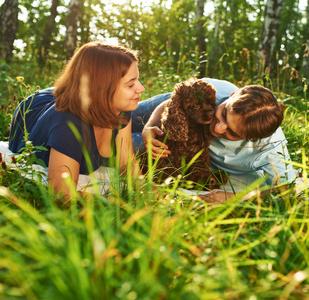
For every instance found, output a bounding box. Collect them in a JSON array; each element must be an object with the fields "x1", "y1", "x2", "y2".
[
  {"x1": 209, "y1": 95, "x2": 245, "y2": 141},
  {"x1": 113, "y1": 61, "x2": 145, "y2": 114}
]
